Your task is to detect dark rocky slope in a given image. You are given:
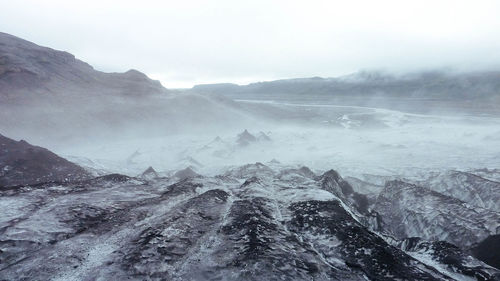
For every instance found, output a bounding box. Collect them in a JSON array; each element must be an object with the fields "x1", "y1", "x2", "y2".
[
  {"x1": 471, "y1": 235, "x2": 500, "y2": 270},
  {"x1": 416, "y1": 171, "x2": 500, "y2": 213},
  {"x1": 372, "y1": 180, "x2": 500, "y2": 249},
  {"x1": 0, "y1": 163, "x2": 497, "y2": 280},
  {"x1": 0, "y1": 134, "x2": 89, "y2": 187}
]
